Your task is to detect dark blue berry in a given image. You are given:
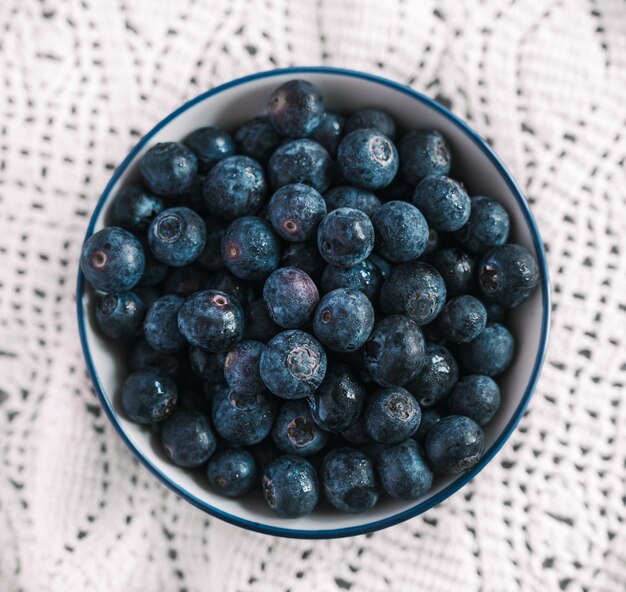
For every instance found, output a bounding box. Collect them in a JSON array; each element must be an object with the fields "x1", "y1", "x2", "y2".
[
  {"x1": 425, "y1": 415, "x2": 485, "y2": 474},
  {"x1": 317, "y1": 207, "x2": 375, "y2": 268},
  {"x1": 260, "y1": 330, "x2": 327, "y2": 399},
  {"x1": 109, "y1": 184, "x2": 164, "y2": 233},
  {"x1": 196, "y1": 219, "x2": 226, "y2": 272},
  {"x1": 423, "y1": 228, "x2": 442, "y2": 257},
  {"x1": 414, "y1": 406, "x2": 444, "y2": 443},
  {"x1": 143, "y1": 294, "x2": 186, "y2": 353},
  {"x1": 267, "y1": 139, "x2": 333, "y2": 193},
  {"x1": 320, "y1": 260, "x2": 383, "y2": 301},
  {"x1": 130, "y1": 340, "x2": 181, "y2": 375},
  {"x1": 163, "y1": 264, "x2": 209, "y2": 296},
  {"x1": 484, "y1": 301, "x2": 508, "y2": 323},
  {"x1": 148, "y1": 207, "x2": 207, "y2": 267},
  {"x1": 272, "y1": 400, "x2": 328, "y2": 456},
  {"x1": 234, "y1": 116, "x2": 283, "y2": 164},
  {"x1": 206, "y1": 269, "x2": 255, "y2": 308},
  {"x1": 80, "y1": 227, "x2": 145, "y2": 293},
  {"x1": 262, "y1": 455, "x2": 319, "y2": 517},
  {"x1": 178, "y1": 290, "x2": 244, "y2": 352},
  {"x1": 430, "y1": 247, "x2": 476, "y2": 297},
  {"x1": 341, "y1": 416, "x2": 372, "y2": 445},
  {"x1": 224, "y1": 340, "x2": 265, "y2": 394},
  {"x1": 377, "y1": 439, "x2": 433, "y2": 499},
  {"x1": 244, "y1": 299, "x2": 281, "y2": 342},
  {"x1": 121, "y1": 370, "x2": 178, "y2": 424},
  {"x1": 324, "y1": 185, "x2": 381, "y2": 217},
  {"x1": 137, "y1": 238, "x2": 169, "y2": 287},
  {"x1": 448, "y1": 375, "x2": 501, "y2": 426},
  {"x1": 364, "y1": 387, "x2": 421, "y2": 443},
  {"x1": 313, "y1": 288, "x2": 374, "y2": 353},
  {"x1": 161, "y1": 410, "x2": 216, "y2": 467},
  {"x1": 280, "y1": 242, "x2": 325, "y2": 280},
  {"x1": 207, "y1": 448, "x2": 256, "y2": 497},
  {"x1": 139, "y1": 142, "x2": 198, "y2": 197},
  {"x1": 405, "y1": 344, "x2": 458, "y2": 408},
  {"x1": 95, "y1": 291, "x2": 146, "y2": 339},
  {"x1": 338, "y1": 129, "x2": 399, "y2": 190},
  {"x1": 309, "y1": 111, "x2": 345, "y2": 157},
  {"x1": 184, "y1": 126, "x2": 234, "y2": 172},
  {"x1": 398, "y1": 129, "x2": 452, "y2": 184},
  {"x1": 454, "y1": 196, "x2": 510, "y2": 255},
  {"x1": 413, "y1": 176, "x2": 471, "y2": 232},
  {"x1": 268, "y1": 183, "x2": 327, "y2": 242},
  {"x1": 455, "y1": 322, "x2": 515, "y2": 376},
  {"x1": 367, "y1": 252, "x2": 393, "y2": 279},
  {"x1": 263, "y1": 267, "x2": 319, "y2": 328},
  {"x1": 344, "y1": 108, "x2": 397, "y2": 141},
  {"x1": 436, "y1": 295, "x2": 487, "y2": 343},
  {"x1": 188, "y1": 347, "x2": 226, "y2": 384},
  {"x1": 267, "y1": 79, "x2": 325, "y2": 138}
]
